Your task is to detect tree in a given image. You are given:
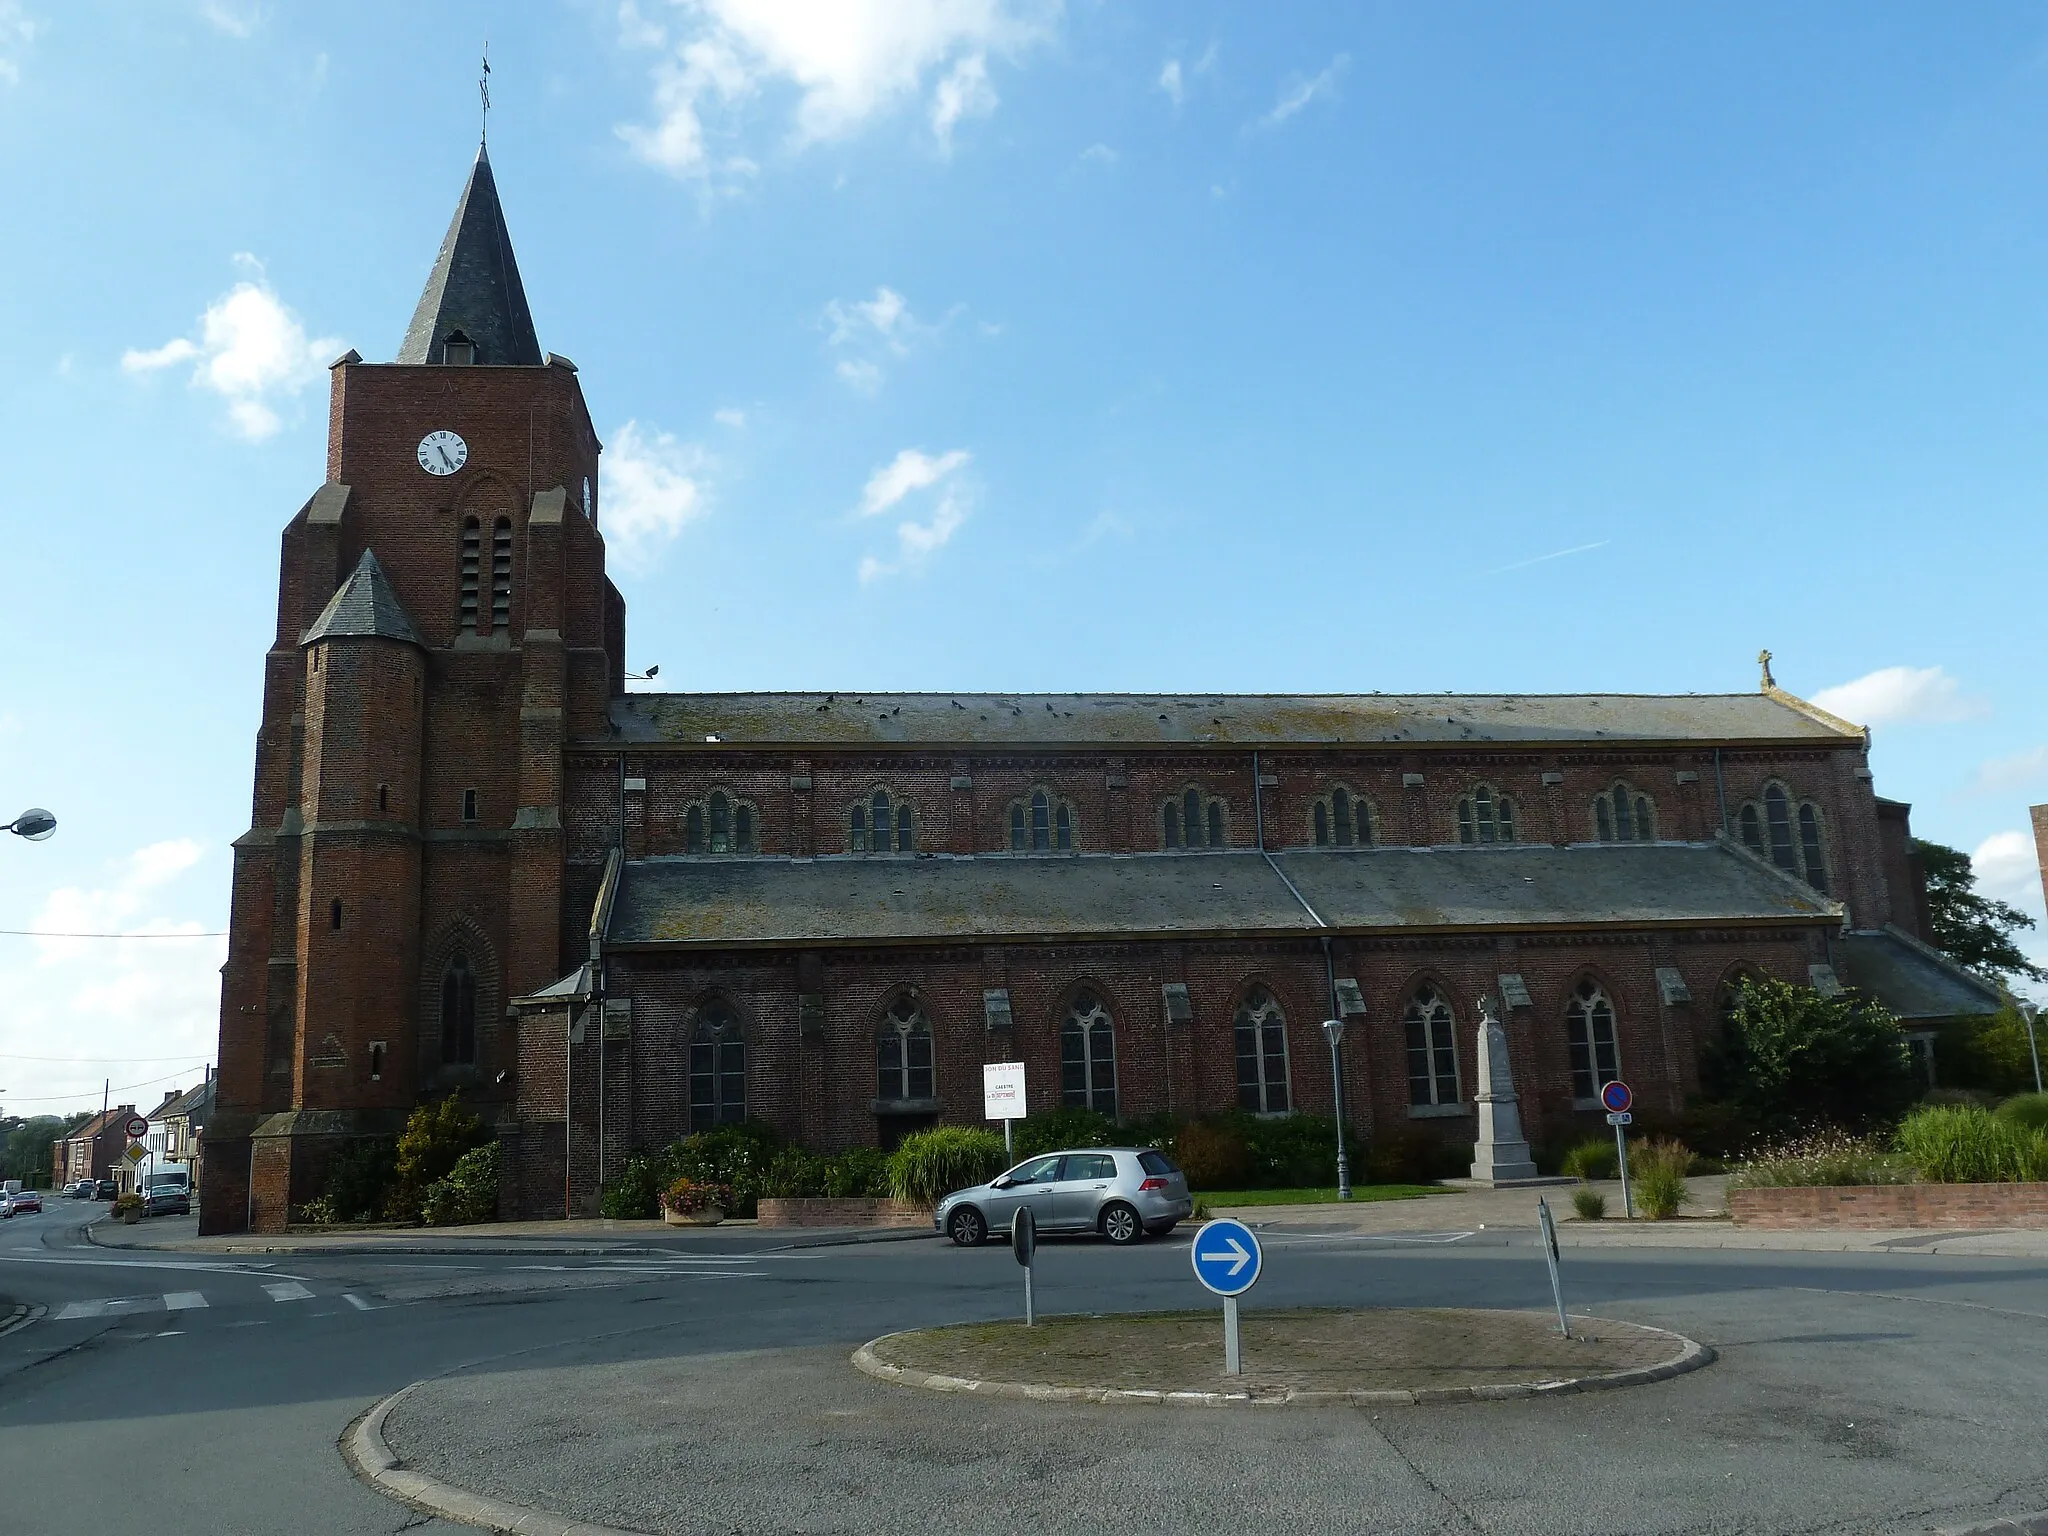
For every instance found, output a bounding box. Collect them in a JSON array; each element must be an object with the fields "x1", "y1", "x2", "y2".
[
  {"x1": 1915, "y1": 838, "x2": 2045, "y2": 985},
  {"x1": 1703, "y1": 976, "x2": 1920, "y2": 1133},
  {"x1": 1, "y1": 1112, "x2": 92, "y2": 1187}
]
